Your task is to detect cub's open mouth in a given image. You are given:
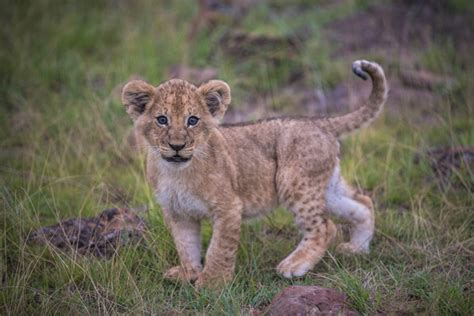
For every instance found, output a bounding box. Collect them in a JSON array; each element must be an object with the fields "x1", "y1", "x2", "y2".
[{"x1": 163, "y1": 155, "x2": 191, "y2": 163}]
